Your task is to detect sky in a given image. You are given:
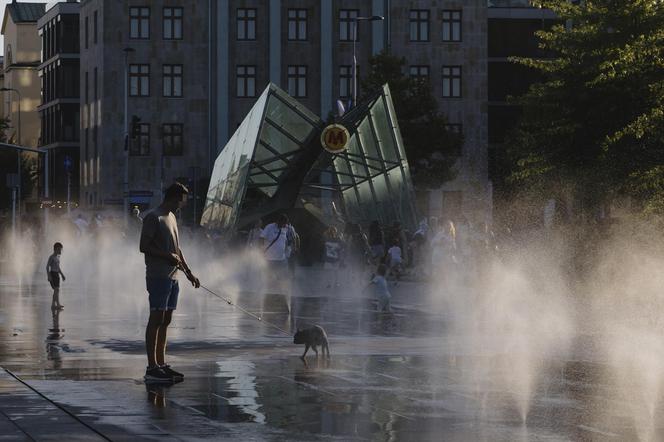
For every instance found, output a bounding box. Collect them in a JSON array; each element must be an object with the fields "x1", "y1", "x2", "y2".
[{"x1": 0, "y1": 1, "x2": 49, "y2": 56}]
